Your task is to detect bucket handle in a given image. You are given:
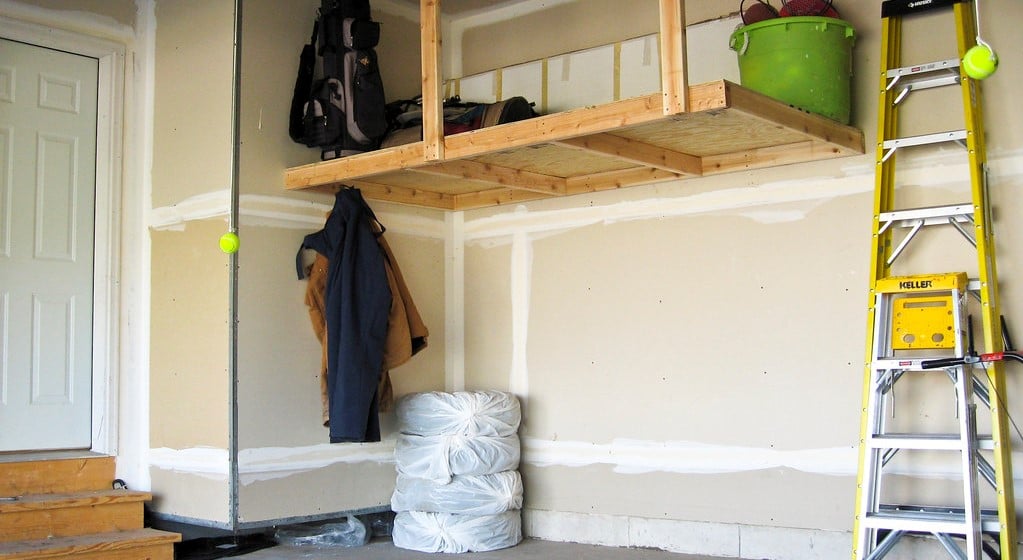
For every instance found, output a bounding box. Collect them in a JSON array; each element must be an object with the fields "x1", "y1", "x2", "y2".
[{"x1": 729, "y1": 29, "x2": 750, "y2": 56}]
